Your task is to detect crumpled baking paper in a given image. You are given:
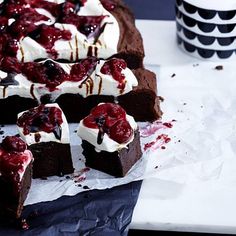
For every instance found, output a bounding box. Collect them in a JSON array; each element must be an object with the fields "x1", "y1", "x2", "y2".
[{"x1": 1, "y1": 61, "x2": 234, "y2": 206}]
